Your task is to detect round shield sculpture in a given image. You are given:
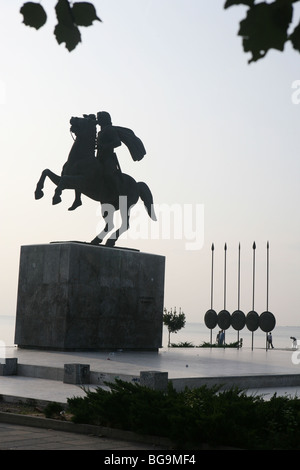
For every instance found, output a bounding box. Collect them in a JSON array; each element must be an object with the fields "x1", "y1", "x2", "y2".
[
  {"x1": 217, "y1": 310, "x2": 231, "y2": 330},
  {"x1": 246, "y1": 310, "x2": 259, "y2": 332},
  {"x1": 231, "y1": 310, "x2": 246, "y2": 331},
  {"x1": 259, "y1": 311, "x2": 276, "y2": 333},
  {"x1": 204, "y1": 309, "x2": 217, "y2": 329}
]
